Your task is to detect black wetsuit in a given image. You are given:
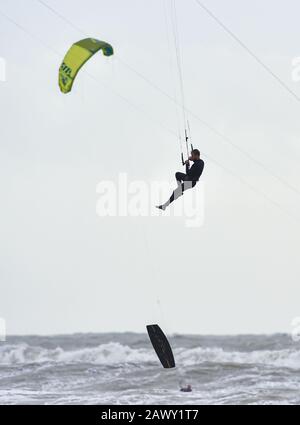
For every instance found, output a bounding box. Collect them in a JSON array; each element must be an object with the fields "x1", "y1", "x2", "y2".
[
  {"x1": 180, "y1": 386, "x2": 192, "y2": 393},
  {"x1": 166, "y1": 159, "x2": 204, "y2": 205},
  {"x1": 176, "y1": 159, "x2": 205, "y2": 185}
]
